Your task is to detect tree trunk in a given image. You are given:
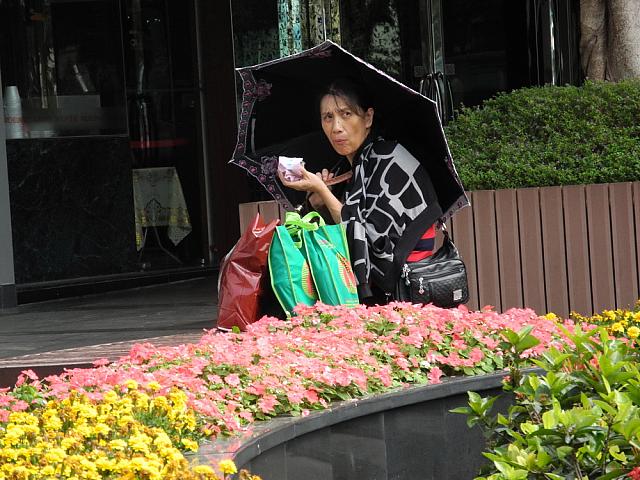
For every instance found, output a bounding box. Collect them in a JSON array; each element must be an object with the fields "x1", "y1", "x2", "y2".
[
  {"x1": 580, "y1": 0, "x2": 640, "y2": 81},
  {"x1": 580, "y1": 0, "x2": 607, "y2": 80},
  {"x1": 607, "y1": 0, "x2": 640, "y2": 80}
]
